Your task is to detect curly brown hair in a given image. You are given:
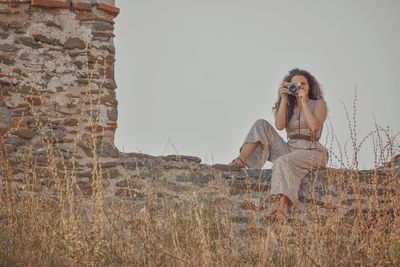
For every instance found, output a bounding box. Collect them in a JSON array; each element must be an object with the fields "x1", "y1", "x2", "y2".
[{"x1": 273, "y1": 68, "x2": 324, "y2": 123}]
